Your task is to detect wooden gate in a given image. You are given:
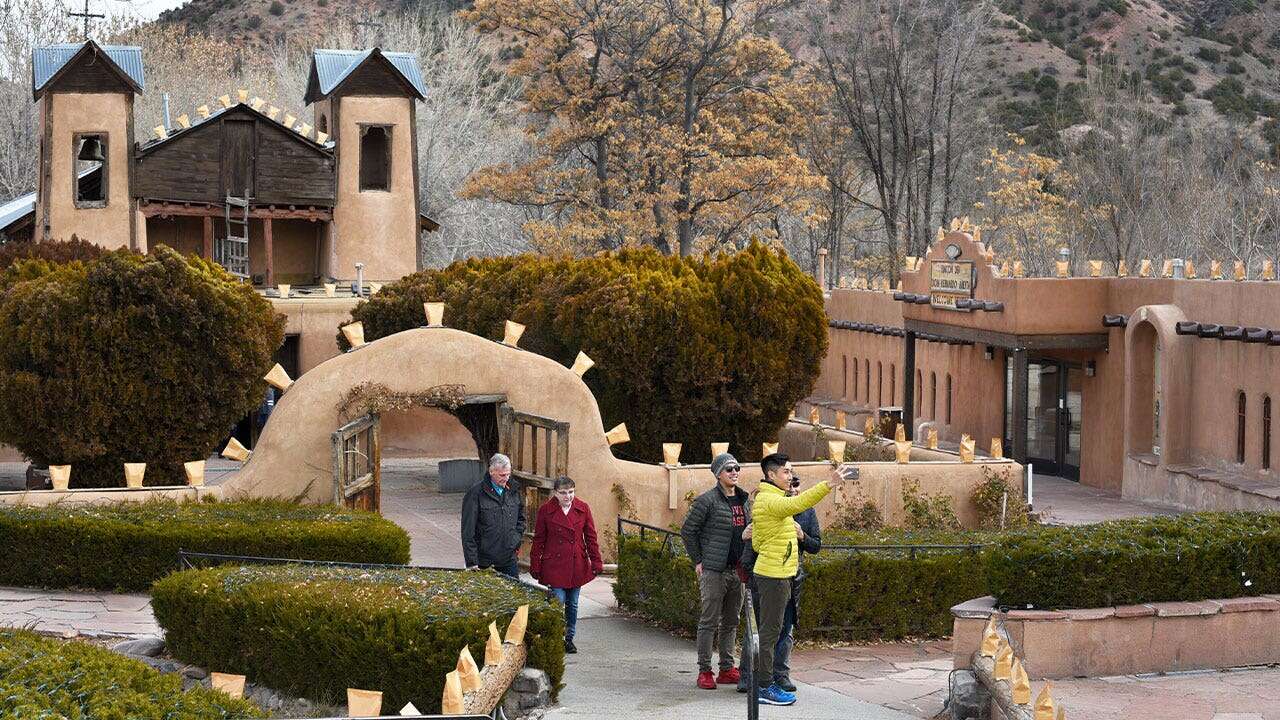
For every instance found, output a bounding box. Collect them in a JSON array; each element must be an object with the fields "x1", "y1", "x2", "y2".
[
  {"x1": 331, "y1": 414, "x2": 381, "y2": 512},
  {"x1": 497, "y1": 405, "x2": 569, "y2": 559}
]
